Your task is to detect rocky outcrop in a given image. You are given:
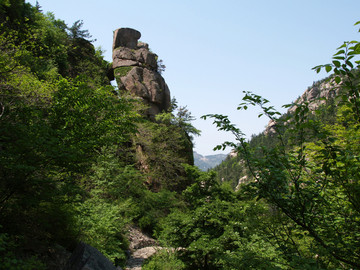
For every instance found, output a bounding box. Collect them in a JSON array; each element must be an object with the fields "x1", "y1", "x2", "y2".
[
  {"x1": 128, "y1": 226, "x2": 157, "y2": 251},
  {"x1": 289, "y1": 78, "x2": 339, "y2": 112},
  {"x1": 112, "y1": 28, "x2": 171, "y2": 119},
  {"x1": 126, "y1": 226, "x2": 160, "y2": 270},
  {"x1": 64, "y1": 242, "x2": 120, "y2": 270},
  {"x1": 264, "y1": 78, "x2": 340, "y2": 135}
]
